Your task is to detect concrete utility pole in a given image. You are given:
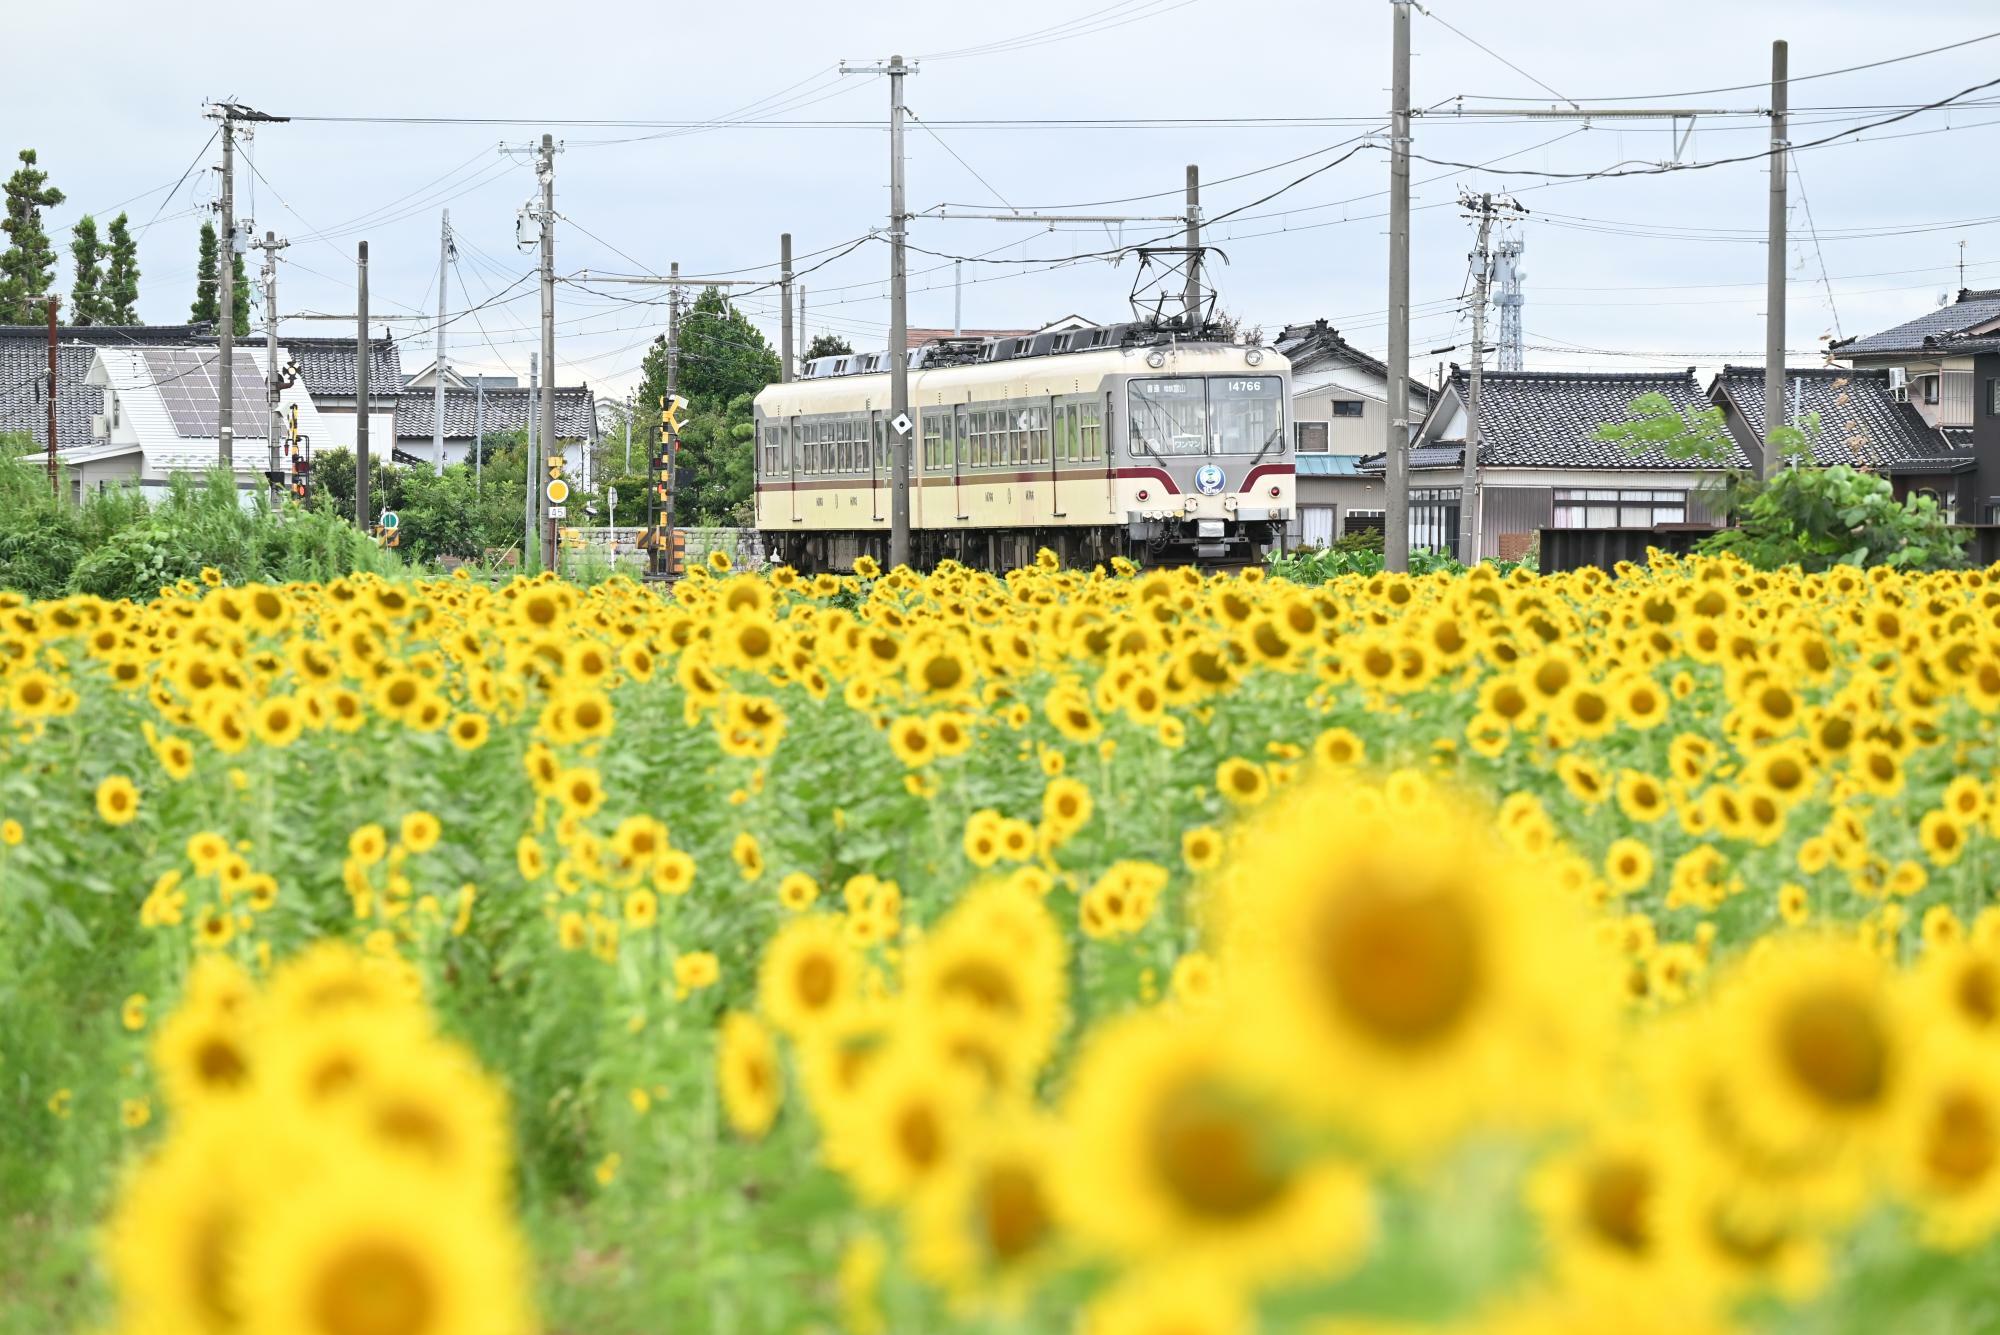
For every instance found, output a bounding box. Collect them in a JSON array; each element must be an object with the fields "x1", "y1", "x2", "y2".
[
  {"x1": 1184, "y1": 164, "x2": 1201, "y2": 328},
  {"x1": 779, "y1": 233, "x2": 794, "y2": 384},
  {"x1": 433, "y1": 209, "x2": 452, "y2": 475},
  {"x1": 218, "y1": 118, "x2": 236, "y2": 471},
  {"x1": 44, "y1": 296, "x2": 56, "y2": 496},
  {"x1": 537, "y1": 135, "x2": 558, "y2": 571},
  {"x1": 474, "y1": 372, "x2": 485, "y2": 496},
  {"x1": 954, "y1": 259, "x2": 962, "y2": 336},
  {"x1": 841, "y1": 54, "x2": 919, "y2": 568},
  {"x1": 797, "y1": 284, "x2": 806, "y2": 374},
  {"x1": 624, "y1": 389, "x2": 633, "y2": 470},
  {"x1": 526, "y1": 352, "x2": 539, "y2": 568},
  {"x1": 355, "y1": 241, "x2": 370, "y2": 527},
  {"x1": 1763, "y1": 39, "x2": 1788, "y2": 482},
  {"x1": 1461, "y1": 194, "x2": 1495, "y2": 567},
  {"x1": 256, "y1": 231, "x2": 289, "y2": 507},
  {"x1": 667, "y1": 263, "x2": 682, "y2": 577},
  {"x1": 666, "y1": 263, "x2": 681, "y2": 400},
  {"x1": 1385, "y1": 0, "x2": 1413, "y2": 573}
]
